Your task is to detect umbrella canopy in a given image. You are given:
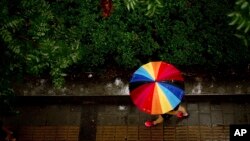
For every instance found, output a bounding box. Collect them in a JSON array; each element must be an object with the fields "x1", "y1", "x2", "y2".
[{"x1": 129, "y1": 61, "x2": 185, "y2": 115}]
